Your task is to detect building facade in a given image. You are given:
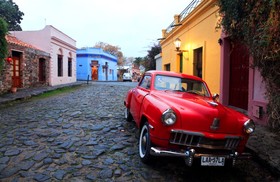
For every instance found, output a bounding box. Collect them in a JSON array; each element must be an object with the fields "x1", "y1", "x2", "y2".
[
  {"x1": 160, "y1": 0, "x2": 268, "y2": 125},
  {"x1": 0, "y1": 35, "x2": 50, "y2": 94},
  {"x1": 76, "y1": 48, "x2": 118, "y2": 81},
  {"x1": 10, "y1": 25, "x2": 76, "y2": 86},
  {"x1": 160, "y1": 0, "x2": 222, "y2": 94}
]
